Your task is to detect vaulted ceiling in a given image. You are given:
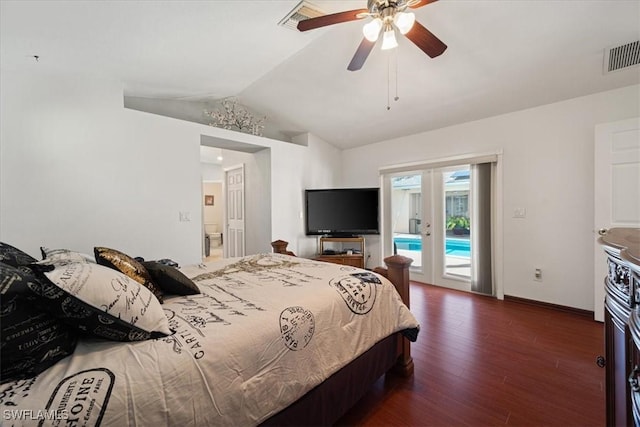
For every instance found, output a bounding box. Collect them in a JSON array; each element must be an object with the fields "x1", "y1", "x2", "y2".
[{"x1": 1, "y1": 0, "x2": 639, "y2": 149}]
